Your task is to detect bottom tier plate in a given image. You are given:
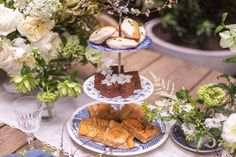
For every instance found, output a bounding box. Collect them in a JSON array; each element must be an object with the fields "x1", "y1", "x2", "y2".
[
  {"x1": 83, "y1": 75, "x2": 154, "y2": 104},
  {"x1": 67, "y1": 101, "x2": 169, "y2": 156}
]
